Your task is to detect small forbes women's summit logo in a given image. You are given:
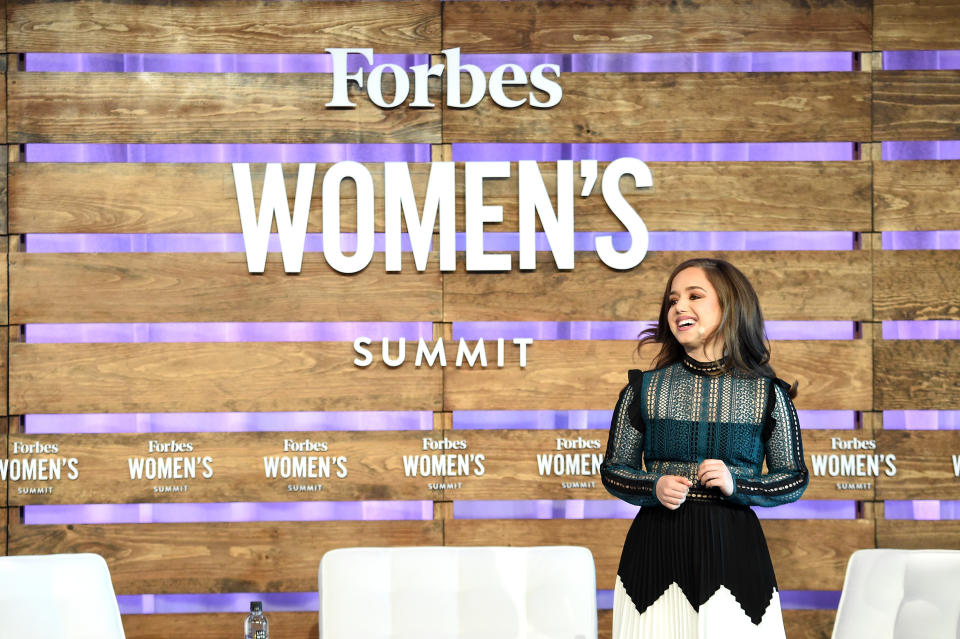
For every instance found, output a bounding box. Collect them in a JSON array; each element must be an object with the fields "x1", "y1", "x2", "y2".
[
  {"x1": 403, "y1": 437, "x2": 486, "y2": 491},
  {"x1": 537, "y1": 437, "x2": 603, "y2": 490},
  {"x1": 262, "y1": 438, "x2": 348, "y2": 494},
  {"x1": 2, "y1": 440, "x2": 80, "y2": 496},
  {"x1": 809, "y1": 436, "x2": 896, "y2": 491},
  {"x1": 127, "y1": 439, "x2": 214, "y2": 495}
]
